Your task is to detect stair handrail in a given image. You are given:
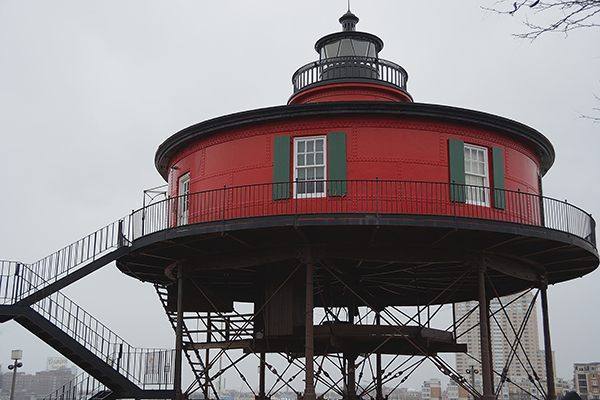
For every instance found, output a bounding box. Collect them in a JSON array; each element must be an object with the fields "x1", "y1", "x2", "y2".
[
  {"x1": 0, "y1": 218, "x2": 132, "y2": 305},
  {"x1": 30, "y1": 289, "x2": 174, "y2": 390},
  {"x1": 42, "y1": 371, "x2": 109, "y2": 400}
]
